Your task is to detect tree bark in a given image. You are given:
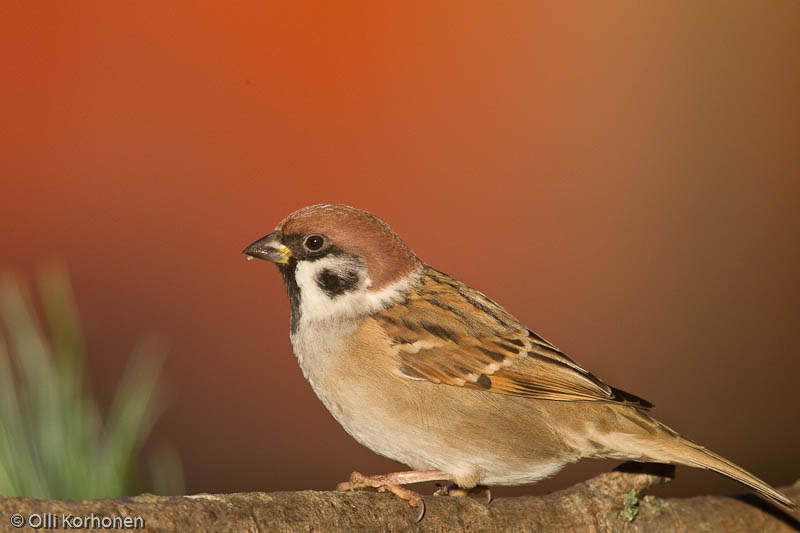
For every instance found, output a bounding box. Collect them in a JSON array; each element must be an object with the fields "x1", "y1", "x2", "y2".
[{"x1": 1, "y1": 464, "x2": 797, "y2": 532}]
